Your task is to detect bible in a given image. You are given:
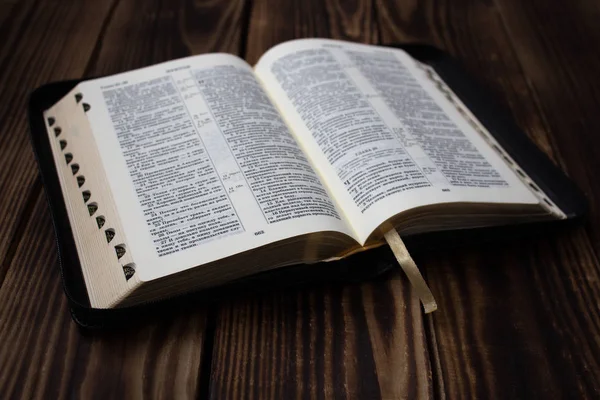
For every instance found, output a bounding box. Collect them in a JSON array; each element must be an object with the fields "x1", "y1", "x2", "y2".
[{"x1": 33, "y1": 39, "x2": 584, "y2": 312}]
